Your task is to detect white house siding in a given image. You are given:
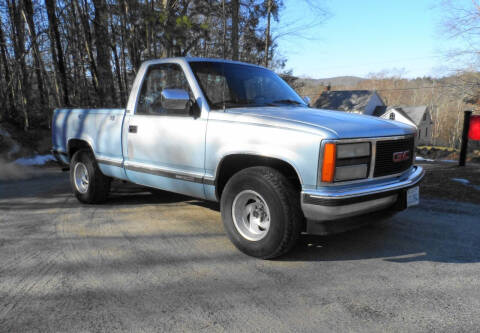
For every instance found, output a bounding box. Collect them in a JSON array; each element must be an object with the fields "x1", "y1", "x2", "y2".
[
  {"x1": 381, "y1": 108, "x2": 433, "y2": 145},
  {"x1": 381, "y1": 110, "x2": 416, "y2": 128},
  {"x1": 417, "y1": 111, "x2": 433, "y2": 145}
]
